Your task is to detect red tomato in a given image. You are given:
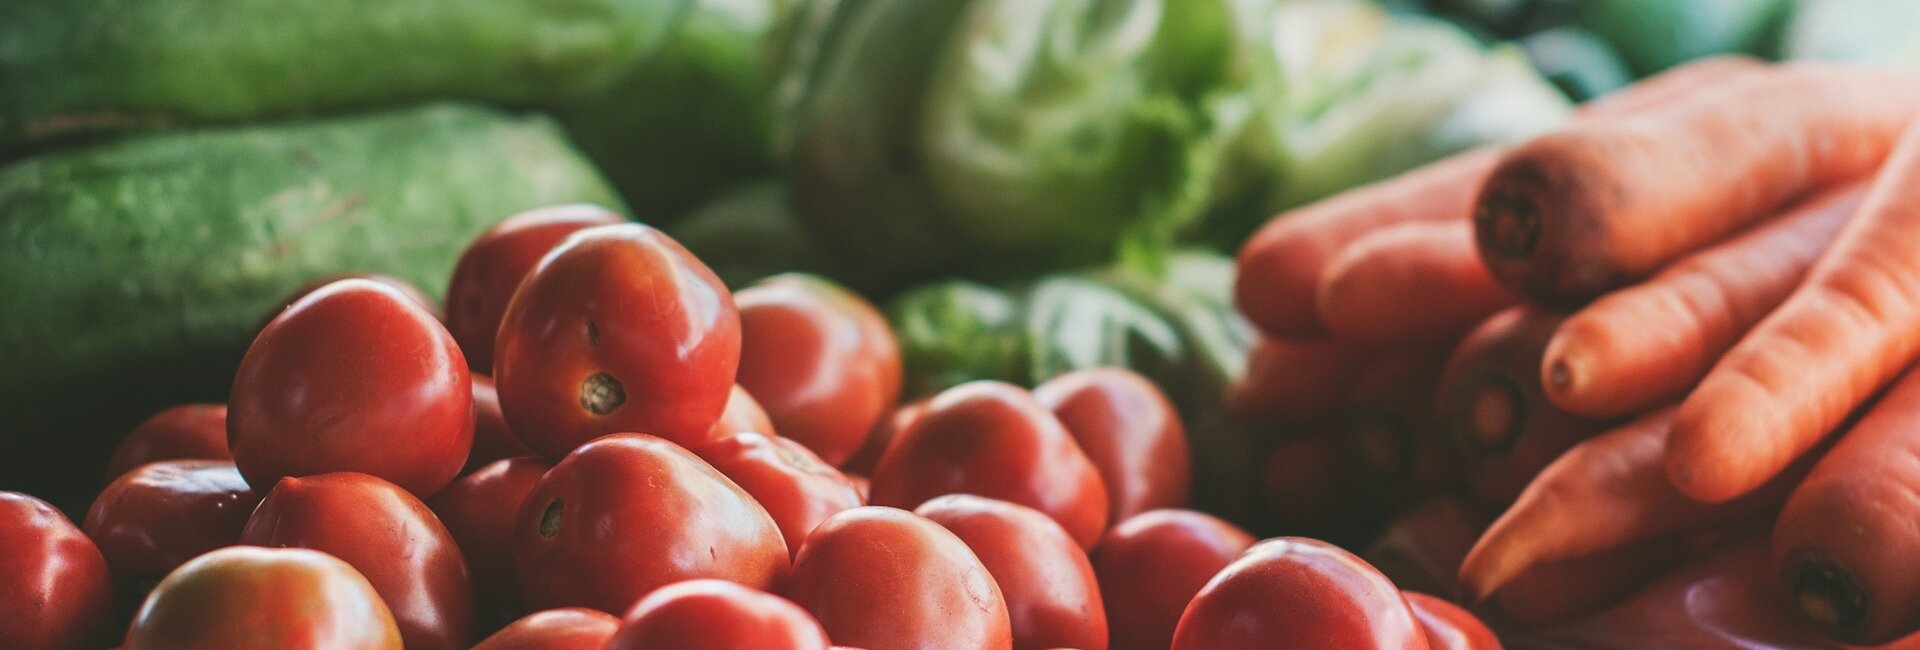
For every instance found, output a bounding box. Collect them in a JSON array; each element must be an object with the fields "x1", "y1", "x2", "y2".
[
  {"x1": 103, "y1": 404, "x2": 230, "y2": 482},
  {"x1": 693, "y1": 432, "x2": 862, "y2": 557},
  {"x1": 512, "y1": 433, "x2": 787, "y2": 614},
  {"x1": 709, "y1": 384, "x2": 777, "y2": 440},
  {"x1": 472, "y1": 608, "x2": 619, "y2": 650},
  {"x1": 1089, "y1": 509, "x2": 1255, "y2": 650},
  {"x1": 267, "y1": 272, "x2": 441, "y2": 328},
  {"x1": 493, "y1": 223, "x2": 740, "y2": 458},
  {"x1": 735, "y1": 274, "x2": 902, "y2": 466},
  {"x1": 428, "y1": 457, "x2": 551, "y2": 630},
  {"x1": 1403, "y1": 592, "x2": 1500, "y2": 650},
  {"x1": 608, "y1": 579, "x2": 830, "y2": 650},
  {"x1": 125, "y1": 546, "x2": 401, "y2": 650},
  {"x1": 847, "y1": 475, "x2": 871, "y2": 505},
  {"x1": 229, "y1": 279, "x2": 473, "y2": 498},
  {"x1": 916, "y1": 495, "x2": 1108, "y2": 650},
  {"x1": 784, "y1": 507, "x2": 1013, "y2": 650},
  {"x1": 241, "y1": 473, "x2": 475, "y2": 650},
  {"x1": 840, "y1": 400, "x2": 924, "y2": 477},
  {"x1": 1033, "y1": 368, "x2": 1190, "y2": 523},
  {"x1": 1172, "y1": 537, "x2": 1427, "y2": 650},
  {"x1": 465, "y1": 376, "x2": 535, "y2": 473},
  {"x1": 869, "y1": 382, "x2": 1109, "y2": 548},
  {"x1": 0, "y1": 492, "x2": 113, "y2": 650},
  {"x1": 83, "y1": 460, "x2": 260, "y2": 581},
  {"x1": 446, "y1": 204, "x2": 626, "y2": 371}
]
